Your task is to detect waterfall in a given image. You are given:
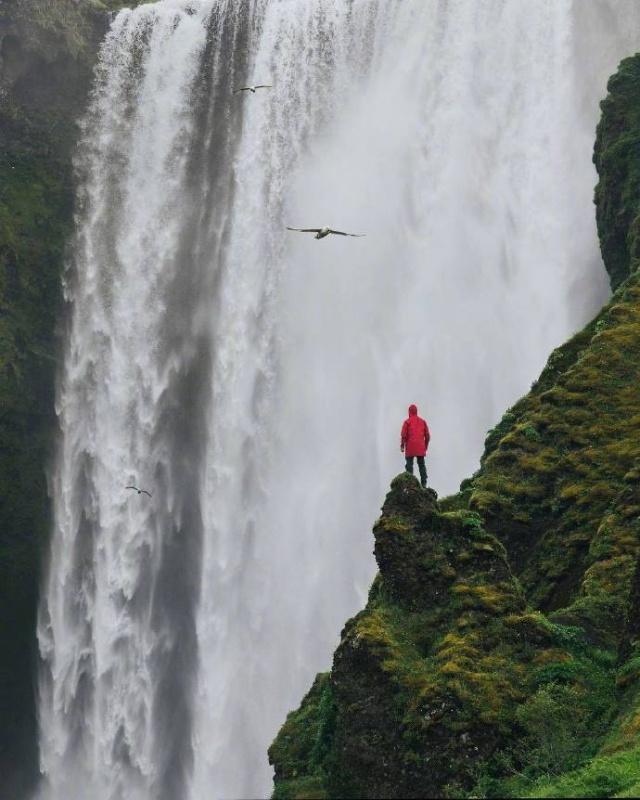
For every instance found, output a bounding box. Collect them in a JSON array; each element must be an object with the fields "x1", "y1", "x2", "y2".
[{"x1": 37, "y1": 1, "x2": 640, "y2": 798}]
